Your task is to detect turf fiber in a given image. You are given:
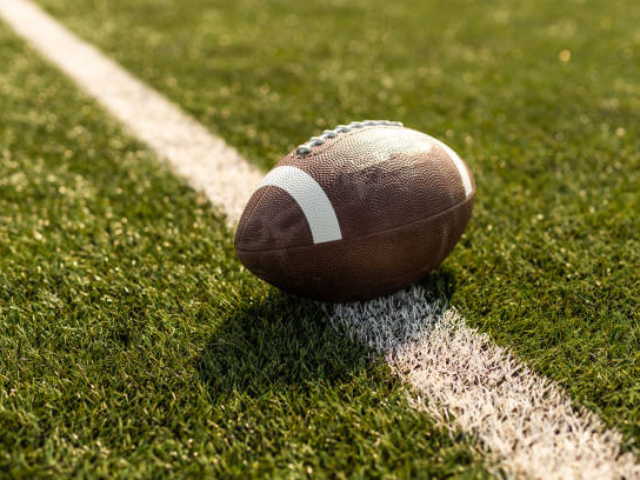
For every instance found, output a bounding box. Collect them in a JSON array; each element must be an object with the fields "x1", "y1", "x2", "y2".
[
  {"x1": 0, "y1": 22, "x2": 493, "y2": 478},
  {"x1": 30, "y1": 0, "x2": 640, "y2": 447}
]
